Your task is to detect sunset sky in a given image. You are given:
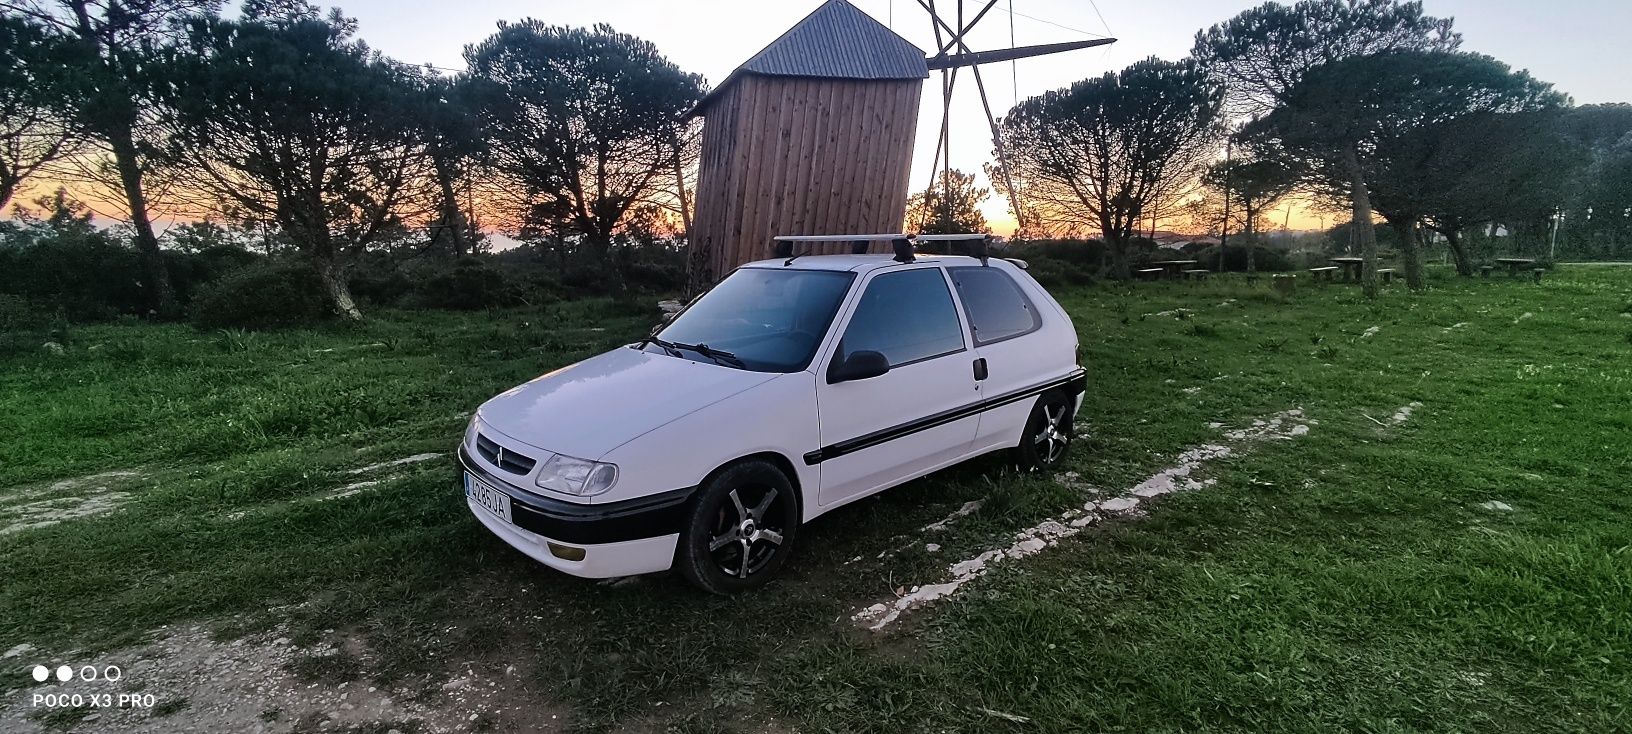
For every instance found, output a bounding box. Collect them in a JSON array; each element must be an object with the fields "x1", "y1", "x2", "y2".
[
  {"x1": 320, "y1": 0, "x2": 1631, "y2": 235},
  {"x1": 23, "y1": 1, "x2": 1631, "y2": 236}
]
